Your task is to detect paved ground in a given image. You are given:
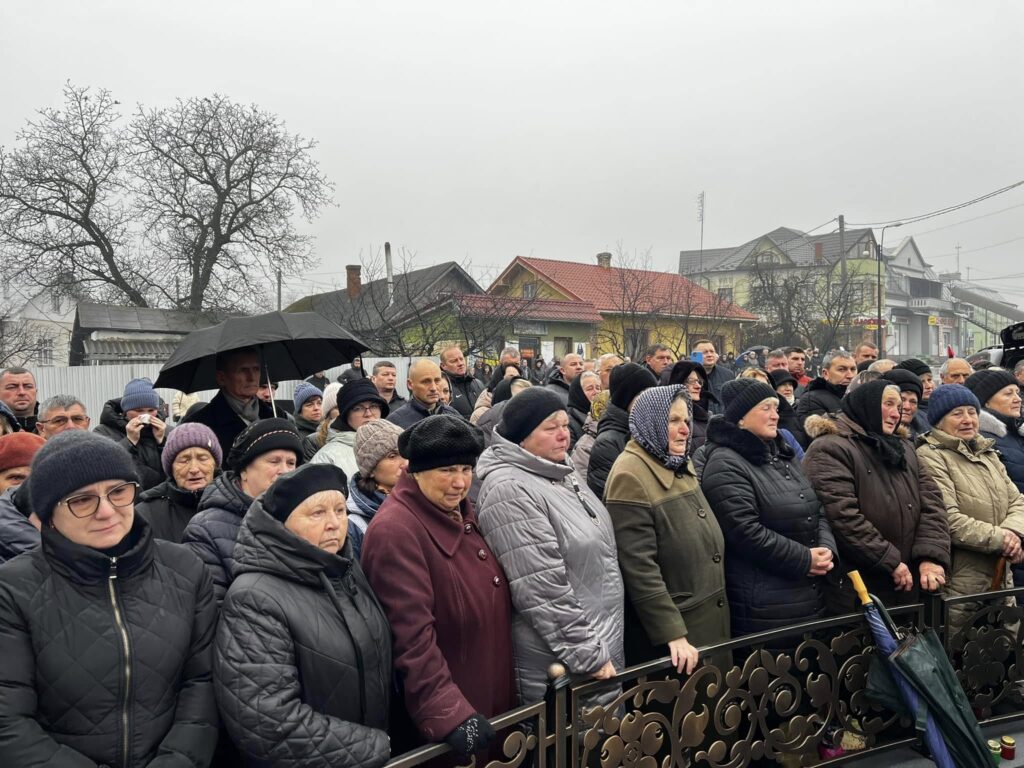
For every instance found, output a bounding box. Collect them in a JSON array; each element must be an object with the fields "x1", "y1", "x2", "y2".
[{"x1": 842, "y1": 723, "x2": 1023, "y2": 766}]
